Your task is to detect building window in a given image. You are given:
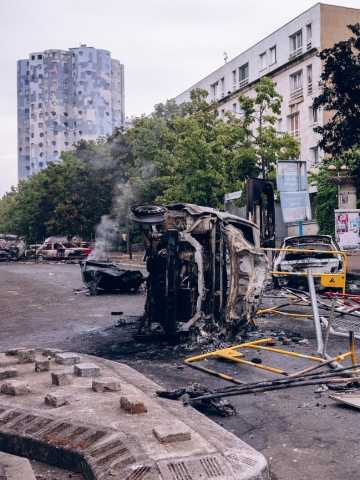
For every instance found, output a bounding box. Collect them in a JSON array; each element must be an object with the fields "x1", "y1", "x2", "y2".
[
  {"x1": 232, "y1": 70, "x2": 236, "y2": 85},
  {"x1": 38, "y1": 103, "x2": 42, "y2": 108},
  {"x1": 289, "y1": 112, "x2": 300, "y2": 137},
  {"x1": 31, "y1": 55, "x2": 35, "y2": 60},
  {"x1": 210, "y1": 81, "x2": 219, "y2": 100},
  {"x1": 238, "y1": 63, "x2": 249, "y2": 86},
  {"x1": 277, "y1": 118, "x2": 283, "y2": 132},
  {"x1": 309, "y1": 106, "x2": 319, "y2": 124},
  {"x1": 307, "y1": 65, "x2": 313, "y2": 94},
  {"x1": 259, "y1": 52, "x2": 267, "y2": 70},
  {"x1": 220, "y1": 77, "x2": 225, "y2": 96},
  {"x1": 290, "y1": 70, "x2": 303, "y2": 92},
  {"x1": 39, "y1": 142, "x2": 43, "y2": 147},
  {"x1": 39, "y1": 132, "x2": 44, "y2": 137},
  {"x1": 38, "y1": 122, "x2": 43, "y2": 128},
  {"x1": 78, "y1": 110, "x2": 82, "y2": 115},
  {"x1": 306, "y1": 23, "x2": 312, "y2": 48},
  {"x1": 310, "y1": 146, "x2": 319, "y2": 164},
  {"x1": 39, "y1": 152, "x2": 43, "y2": 157},
  {"x1": 52, "y1": 140, "x2": 56, "y2": 146},
  {"x1": 269, "y1": 46, "x2": 277, "y2": 65},
  {"x1": 289, "y1": 30, "x2": 303, "y2": 56}
]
